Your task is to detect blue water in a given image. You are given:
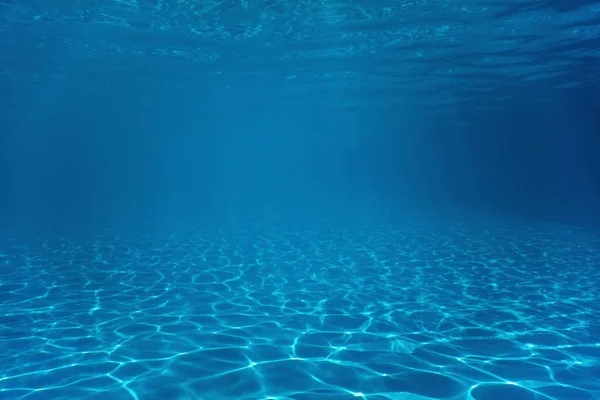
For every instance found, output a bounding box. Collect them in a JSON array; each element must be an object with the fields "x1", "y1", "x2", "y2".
[
  {"x1": 1, "y1": 213, "x2": 600, "y2": 400},
  {"x1": 2, "y1": 0, "x2": 600, "y2": 399}
]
